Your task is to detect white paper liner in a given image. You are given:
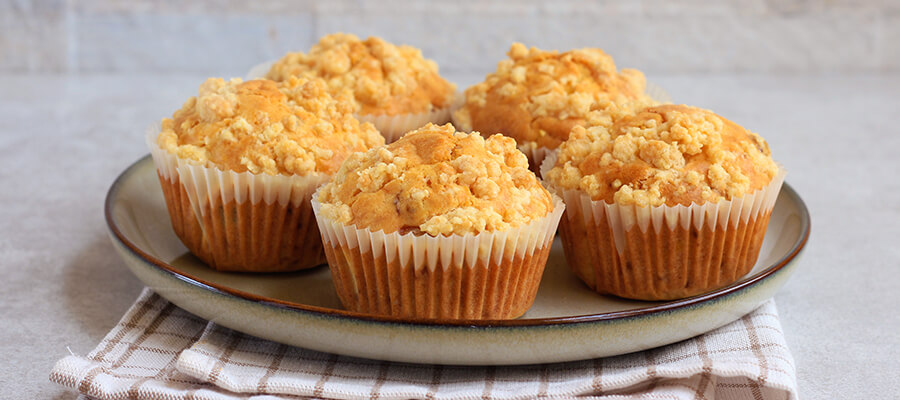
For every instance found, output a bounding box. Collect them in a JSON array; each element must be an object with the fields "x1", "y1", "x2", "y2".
[
  {"x1": 449, "y1": 105, "x2": 471, "y2": 133},
  {"x1": 245, "y1": 60, "x2": 276, "y2": 80},
  {"x1": 517, "y1": 142, "x2": 555, "y2": 173},
  {"x1": 312, "y1": 192, "x2": 564, "y2": 270},
  {"x1": 146, "y1": 126, "x2": 329, "y2": 215},
  {"x1": 540, "y1": 151, "x2": 786, "y2": 255},
  {"x1": 645, "y1": 81, "x2": 672, "y2": 103},
  {"x1": 357, "y1": 92, "x2": 462, "y2": 144}
]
